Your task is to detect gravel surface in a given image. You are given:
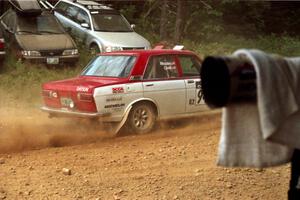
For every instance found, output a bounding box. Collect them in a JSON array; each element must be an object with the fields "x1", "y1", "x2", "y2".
[{"x1": 0, "y1": 109, "x2": 290, "y2": 200}]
